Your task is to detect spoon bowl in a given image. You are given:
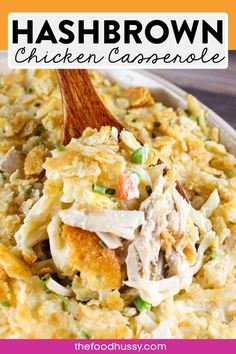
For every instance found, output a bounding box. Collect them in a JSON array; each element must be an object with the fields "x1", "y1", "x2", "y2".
[{"x1": 56, "y1": 69, "x2": 123, "y2": 145}]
